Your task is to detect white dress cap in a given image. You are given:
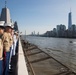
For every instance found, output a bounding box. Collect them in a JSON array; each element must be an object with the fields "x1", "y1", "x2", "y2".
[
  {"x1": 4, "y1": 23, "x2": 14, "y2": 28},
  {"x1": 0, "y1": 21, "x2": 5, "y2": 26}
]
